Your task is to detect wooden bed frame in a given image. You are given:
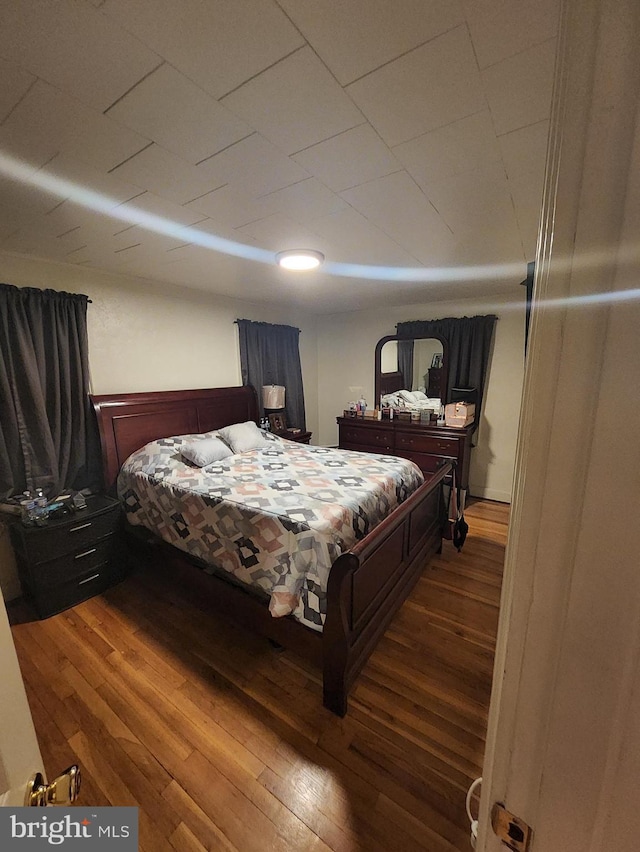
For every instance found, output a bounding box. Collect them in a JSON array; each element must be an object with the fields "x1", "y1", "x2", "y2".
[{"x1": 91, "y1": 386, "x2": 449, "y2": 716}]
